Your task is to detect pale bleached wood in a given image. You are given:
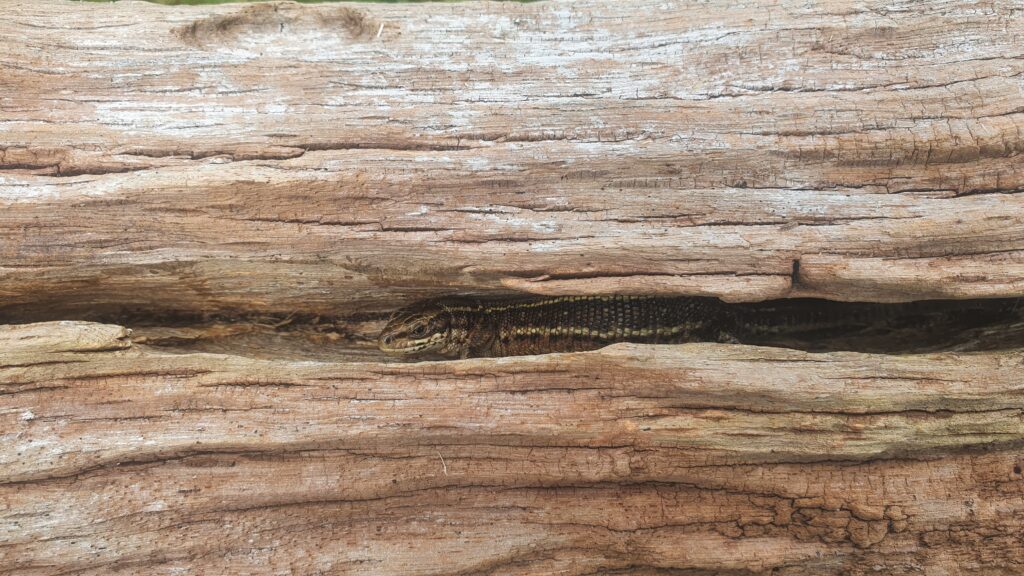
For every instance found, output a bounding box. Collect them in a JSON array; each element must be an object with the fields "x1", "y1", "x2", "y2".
[
  {"x1": 2, "y1": 0, "x2": 1024, "y2": 322},
  {"x1": 2, "y1": 321, "x2": 1024, "y2": 574},
  {"x1": 0, "y1": 321, "x2": 131, "y2": 354}
]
